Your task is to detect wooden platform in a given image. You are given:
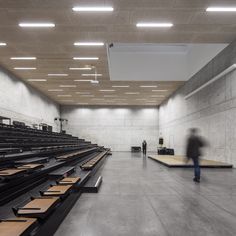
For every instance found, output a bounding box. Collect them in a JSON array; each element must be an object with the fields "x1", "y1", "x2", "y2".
[
  {"x1": 15, "y1": 197, "x2": 60, "y2": 219},
  {"x1": 58, "y1": 177, "x2": 81, "y2": 185},
  {"x1": 0, "y1": 217, "x2": 37, "y2": 236},
  {"x1": 42, "y1": 185, "x2": 72, "y2": 197},
  {"x1": 148, "y1": 155, "x2": 233, "y2": 168},
  {"x1": 0, "y1": 169, "x2": 26, "y2": 177},
  {"x1": 17, "y1": 164, "x2": 44, "y2": 171}
]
